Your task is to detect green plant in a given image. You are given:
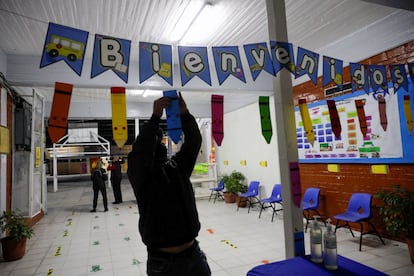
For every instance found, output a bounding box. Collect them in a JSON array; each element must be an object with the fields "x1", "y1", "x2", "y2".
[
  {"x1": 221, "y1": 171, "x2": 247, "y2": 194},
  {"x1": 375, "y1": 185, "x2": 414, "y2": 239},
  {"x1": 0, "y1": 210, "x2": 34, "y2": 241}
]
